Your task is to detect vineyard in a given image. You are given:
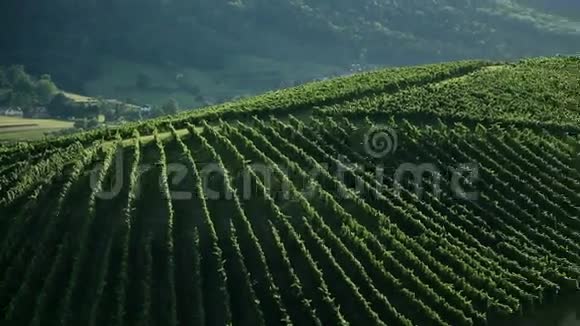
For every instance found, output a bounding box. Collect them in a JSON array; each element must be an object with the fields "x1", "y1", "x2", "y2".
[{"x1": 0, "y1": 57, "x2": 580, "y2": 326}]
